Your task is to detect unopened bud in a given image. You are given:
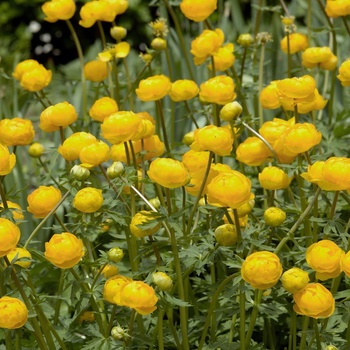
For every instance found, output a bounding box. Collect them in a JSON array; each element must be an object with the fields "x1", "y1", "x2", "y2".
[
  {"x1": 110, "y1": 26, "x2": 127, "y2": 41},
  {"x1": 111, "y1": 326, "x2": 128, "y2": 340},
  {"x1": 214, "y1": 224, "x2": 238, "y2": 246},
  {"x1": 281, "y1": 267, "x2": 309, "y2": 294},
  {"x1": 220, "y1": 101, "x2": 243, "y2": 122},
  {"x1": 107, "y1": 161, "x2": 124, "y2": 179},
  {"x1": 182, "y1": 131, "x2": 195, "y2": 146},
  {"x1": 140, "y1": 53, "x2": 153, "y2": 64},
  {"x1": 70, "y1": 165, "x2": 90, "y2": 181},
  {"x1": 149, "y1": 197, "x2": 161, "y2": 210},
  {"x1": 107, "y1": 247, "x2": 124, "y2": 263},
  {"x1": 152, "y1": 271, "x2": 173, "y2": 291},
  {"x1": 151, "y1": 38, "x2": 167, "y2": 50},
  {"x1": 237, "y1": 33, "x2": 254, "y2": 47},
  {"x1": 28, "y1": 142, "x2": 45, "y2": 158},
  {"x1": 263, "y1": 207, "x2": 286, "y2": 227}
]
